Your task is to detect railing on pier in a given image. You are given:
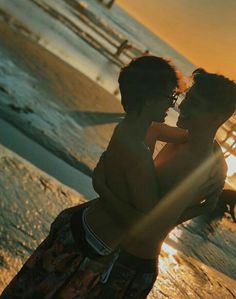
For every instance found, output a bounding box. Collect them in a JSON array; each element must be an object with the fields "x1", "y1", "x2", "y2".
[{"x1": 65, "y1": 0, "x2": 148, "y2": 65}]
